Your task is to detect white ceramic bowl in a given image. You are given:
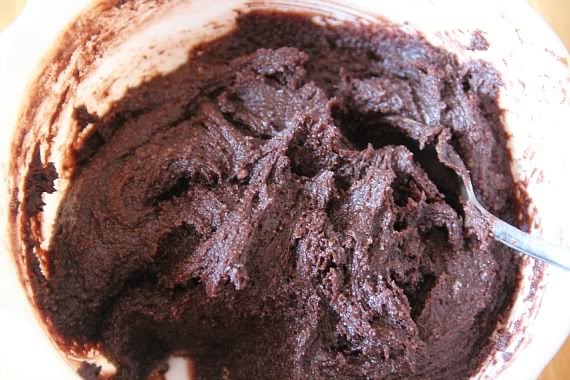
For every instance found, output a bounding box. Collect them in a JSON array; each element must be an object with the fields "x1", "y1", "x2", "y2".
[{"x1": 1, "y1": 0, "x2": 569, "y2": 379}]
